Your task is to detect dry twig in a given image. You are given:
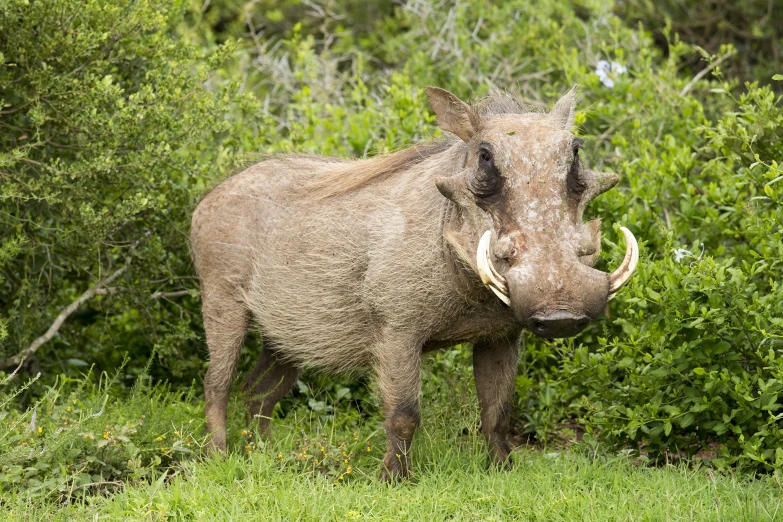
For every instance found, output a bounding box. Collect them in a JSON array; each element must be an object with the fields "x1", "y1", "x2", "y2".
[
  {"x1": 0, "y1": 234, "x2": 150, "y2": 370},
  {"x1": 679, "y1": 49, "x2": 737, "y2": 97}
]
